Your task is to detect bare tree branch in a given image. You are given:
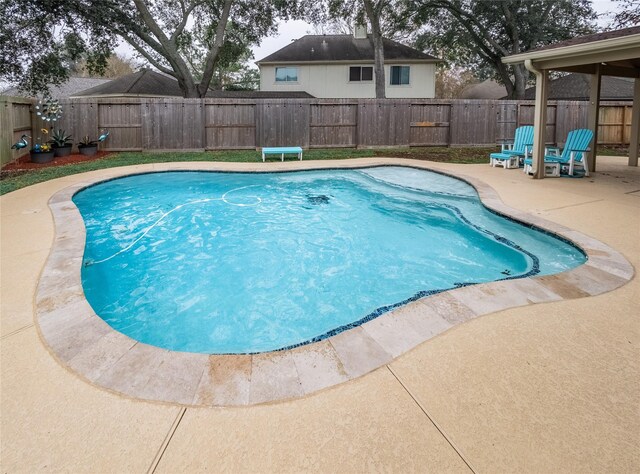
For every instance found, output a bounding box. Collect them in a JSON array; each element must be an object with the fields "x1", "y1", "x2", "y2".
[
  {"x1": 171, "y1": 1, "x2": 199, "y2": 42},
  {"x1": 121, "y1": 33, "x2": 176, "y2": 76}
]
